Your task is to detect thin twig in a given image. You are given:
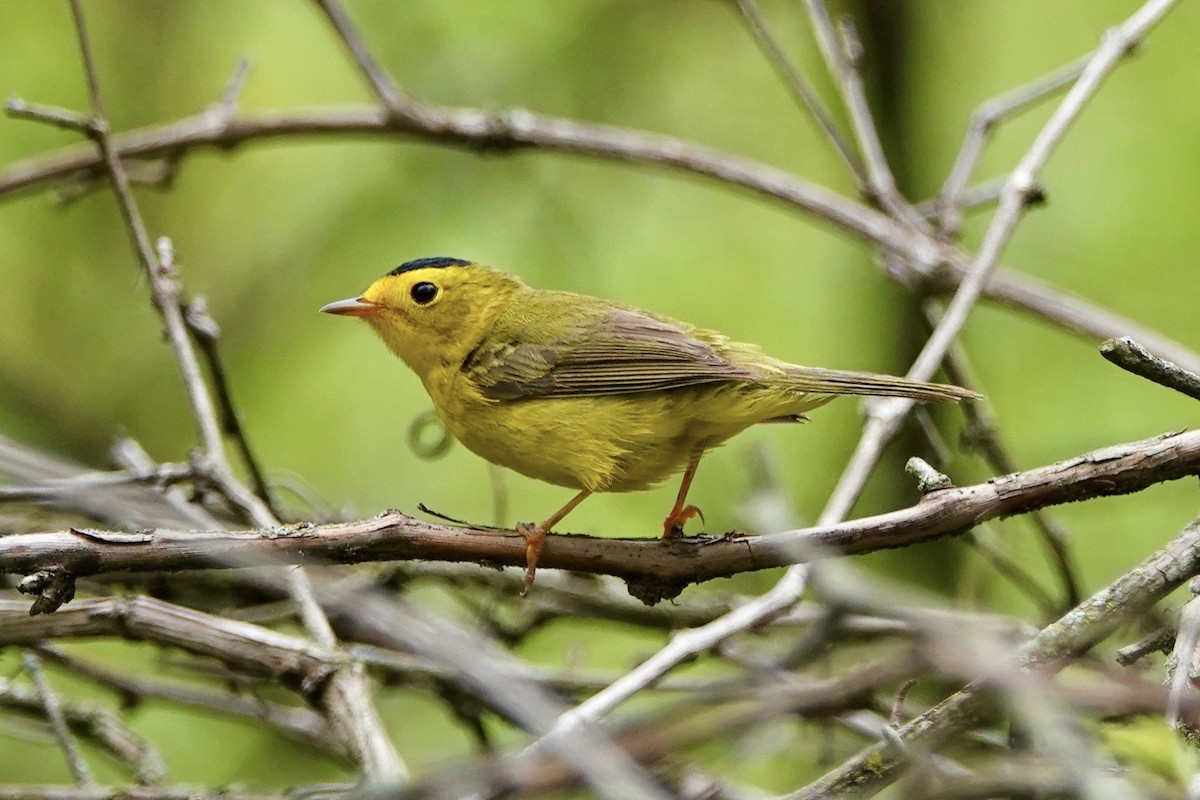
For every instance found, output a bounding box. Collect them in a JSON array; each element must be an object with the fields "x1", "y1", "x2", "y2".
[
  {"x1": 4, "y1": 98, "x2": 96, "y2": 133},
  {"x1": 0, "y1": 463, "x2": 193, "y2": 503},
  {"x1": 966, "y1": 529, "x2": 1059, "y2": 617},
  {"x1": 805, "y1": 1, "x2": 926, "y2": 228},
  {"x1": 33, "y1": 646, "x2": 339, "y2": 757},
  {"x1": 733, "y1": 0, "x2": 865, "y2": 182},
  {"x1": 21, "y1": 651, "x2": 93, "y2": 786},
  {"x1": 107, "y1": 437, "x2": 221, "y2": 529},
  {"x1": 310, "y1": 0, "x2": 426, "y2": 122},
  {"x1": 1115, "y1": 626, "x2": 1175, "y2": 666},
  {"x1": 4, "y1": 427, "x2": 1200, "y2": 595},
  {"x1": 216, "y1": 57, "x2": 252, "y2": 116},
  {"x1": 937, "y1": 53, "x2": 1091, "y2": 237},
  {"x1": 184, "y1": 297, "x2": 278, "y2": 515},
  {"x1": 0, "y1": 675, "x2": 165, "y2": 785},
  {"x1": 534, "y1": 566, "x2": 810, "y2": 740},
  {"x1": 929, "y1": 298, "x2": 1081, "y2": 608}
]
